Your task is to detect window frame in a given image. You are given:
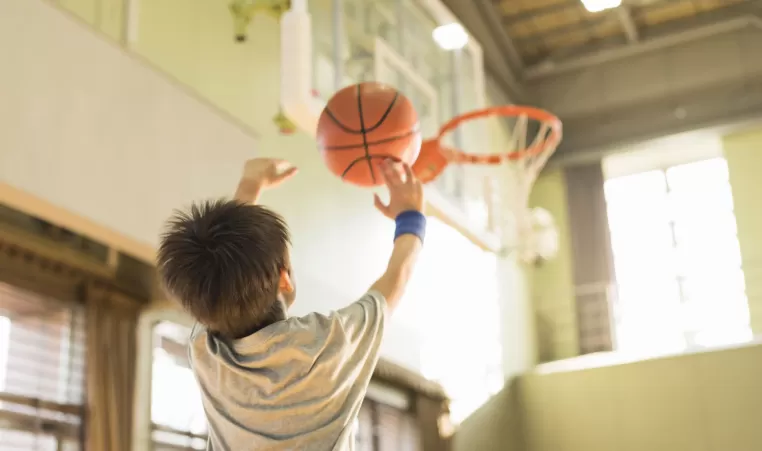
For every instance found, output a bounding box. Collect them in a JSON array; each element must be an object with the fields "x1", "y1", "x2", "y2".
[{"x1": 132, "y1": 306, "x2": 199, "y2": 451}]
